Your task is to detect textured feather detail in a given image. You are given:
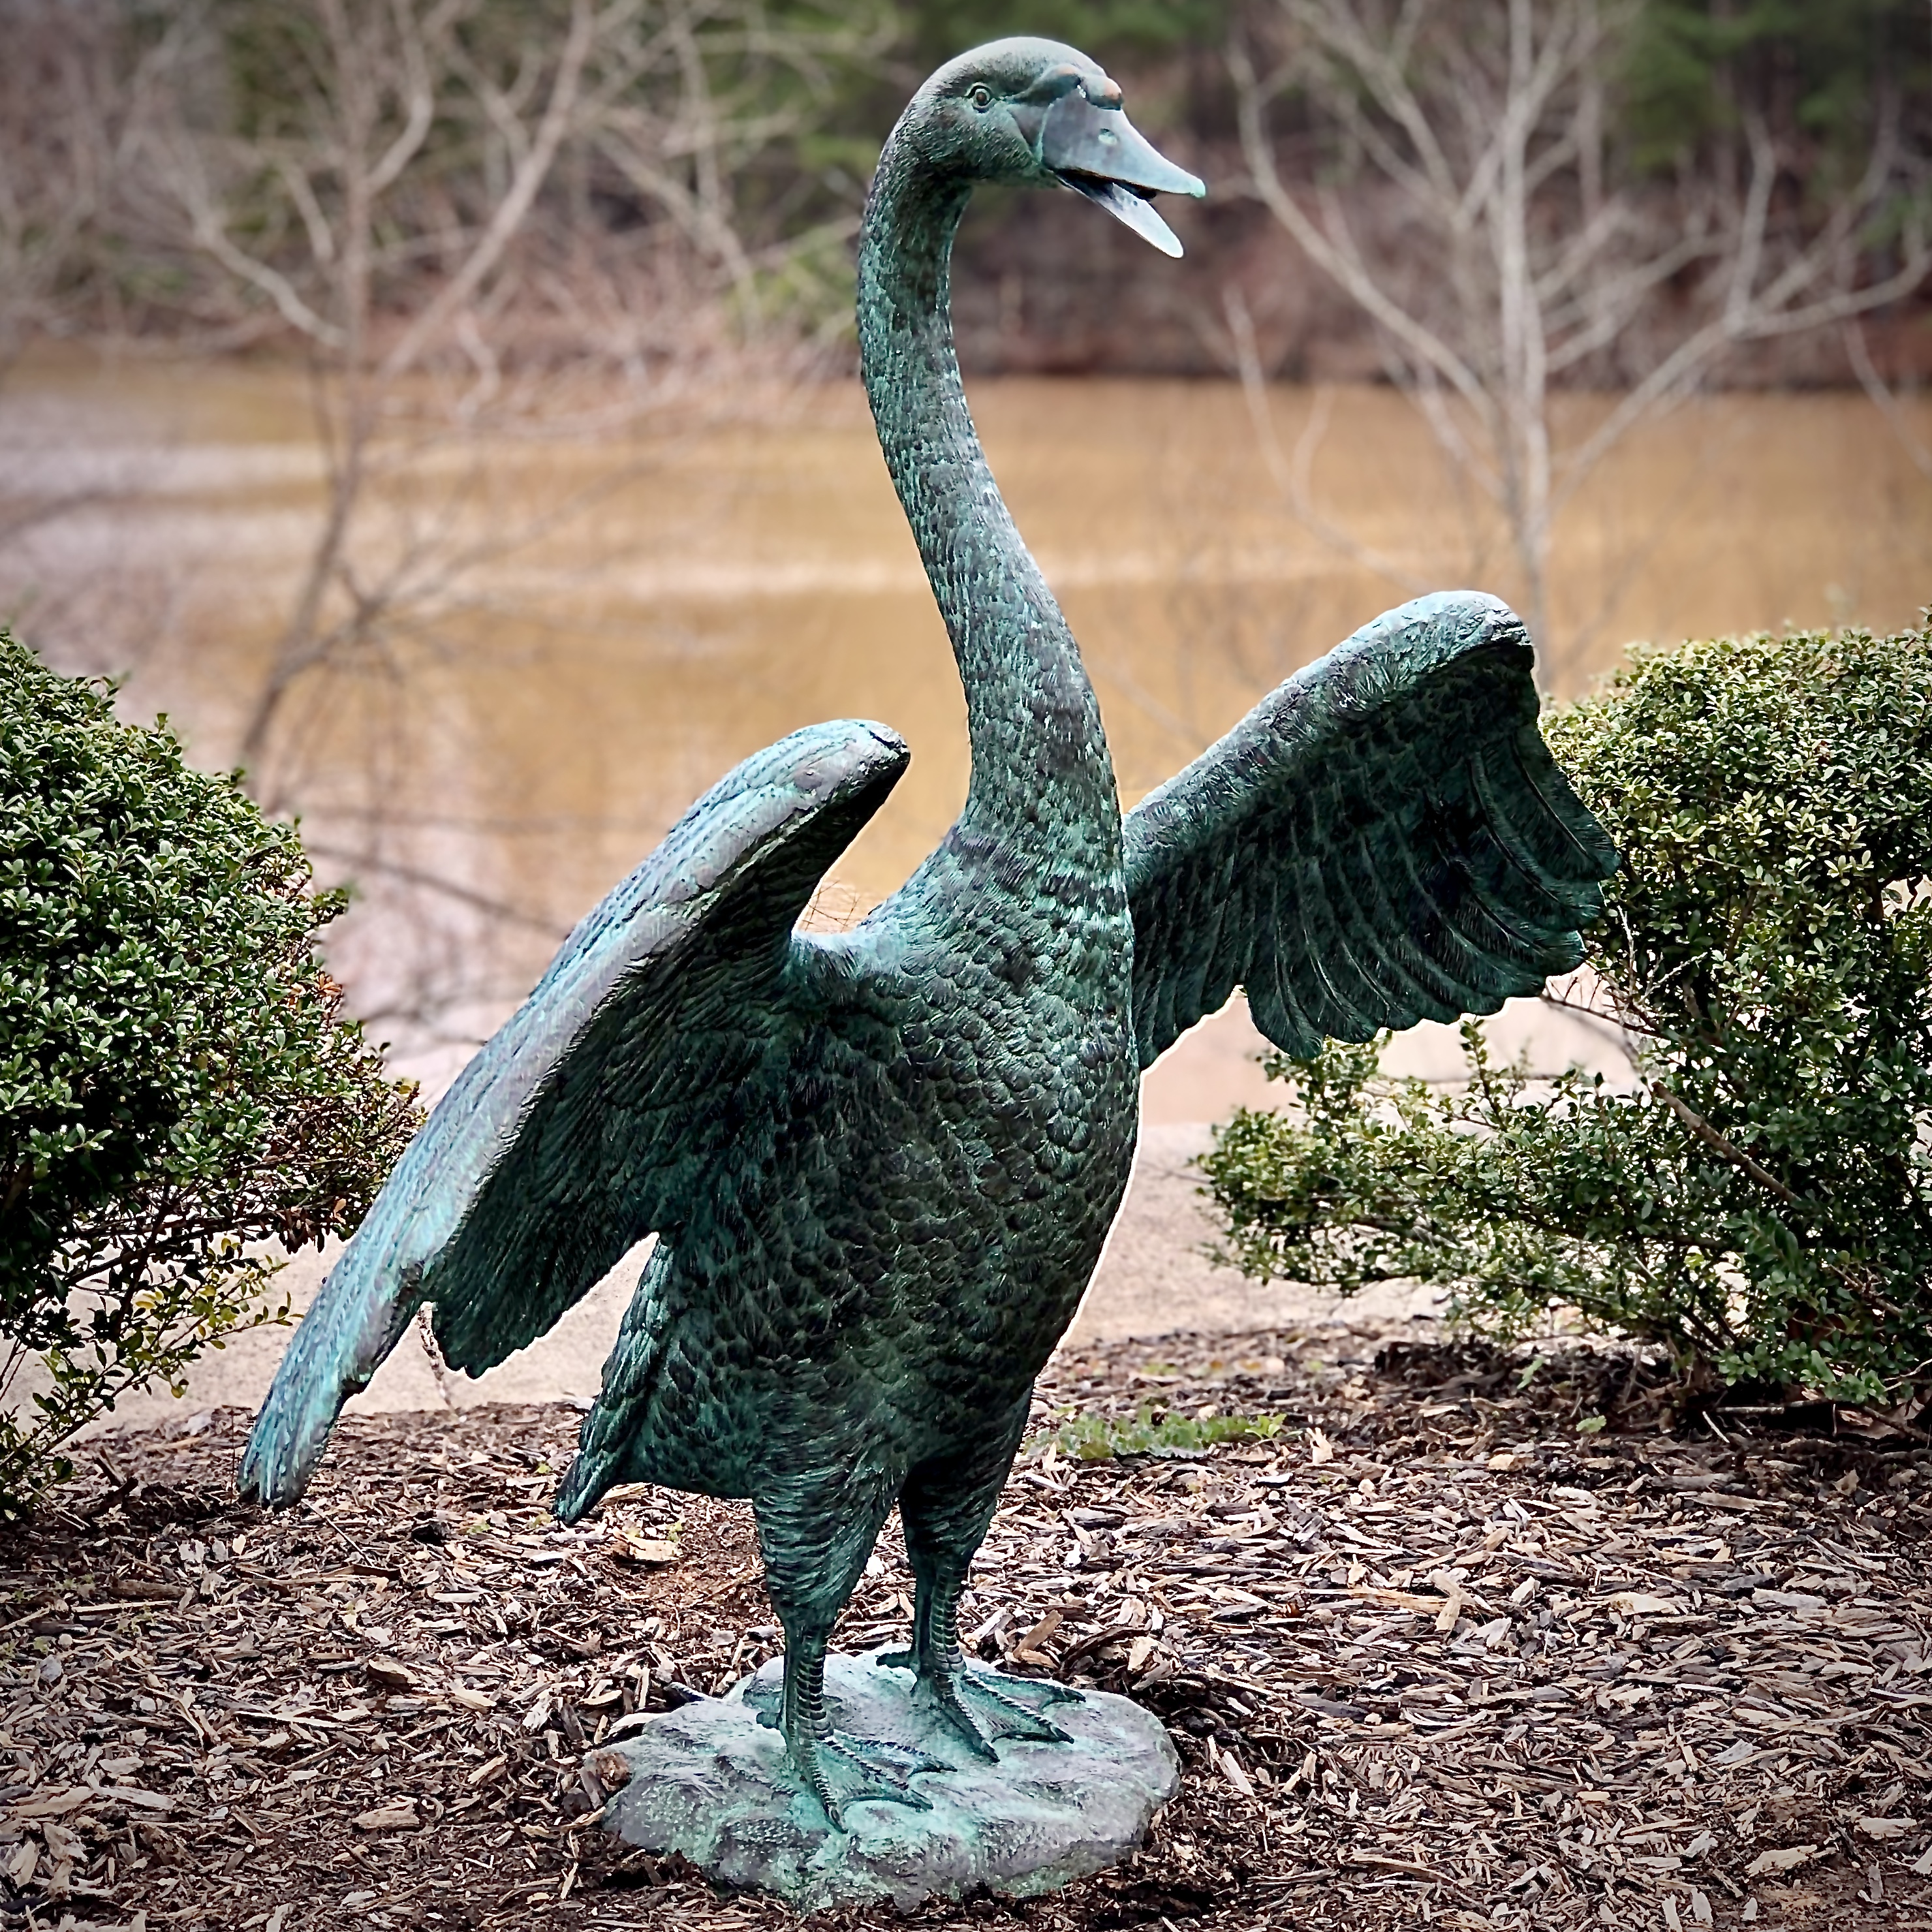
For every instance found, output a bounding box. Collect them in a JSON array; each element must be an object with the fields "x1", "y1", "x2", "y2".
[
  {"x1": 238, "y1": 720, "x2": 910, "y2": 1508},
  {"x1": 552, "y1": 1235, "x2": 678, "y2": 1523},
  {"x1": 1123, "y1": 592, "x2": 1619, "y2": 1069}
]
